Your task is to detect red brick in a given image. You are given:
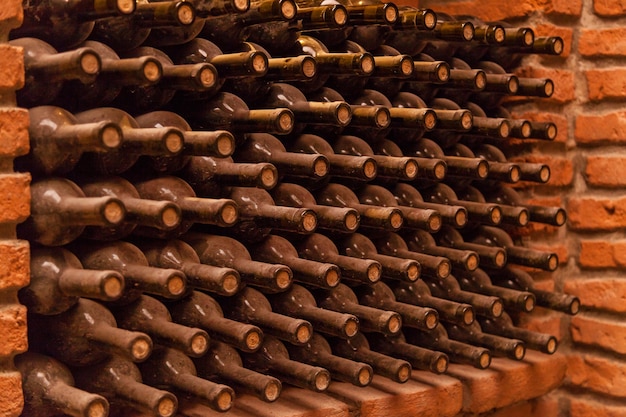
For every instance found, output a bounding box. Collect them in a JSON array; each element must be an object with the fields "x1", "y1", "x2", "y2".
[
  {"x1": 0, "y1": 173, "x2": 30, "y2": 224},
  {"x1": 0, "y1": 240, "x2": 29, "y2": 290},
  {"x1": 579, "y1": 240, "x2": 626, "y2": 268},
  {"x1": 0, "y1": 108, "x2": 28, "y2": 157},
  {"x1": 517, "y1": 311, "x2": 563, "y2": 340},
  {"x1": 585, "y1": 156, "x2": 626, "y2": 187},
  {"x1": 532, "y1": 24, "x2": 574, "y2": 58},
  {"x1": 566, "y1": 353, "x2": 626, "y2": 396},
  {"x1": 575, "y1": 111, "x2": 626, "y2": 144},
  {"x1": 565, "y1": 278, "x2": 626, "y2": 313},
  {"x1": 585, "y1": 69, "x2": 626, "y2": 101},
  {"x1": 508, "y1": 155, "x2": 574, "y2": 187},
  {"x1": 510, "y1": 111, "x2": 568, "y2": 143},
  {"x1": 0, "y1": 0, "x2": 23, "y2": 35},
  {"x1": 488, "y1": 394, "x2": 560, "y2": 417},
  {"x1": 567, "y1": 197, "x2": 626, "y2": 230},
  {"x1": 593, "y1": 0, "x2": 626, "y2": 16},
  {"x1": 416, "y1": 0, "x2": 536, "y2": 21},
  {"x1": 579, "y1": 28, "x2": 626, "y2": 57},
  {"x1": 571, "y1": 397, "x2": 626, "y2": 417},
  {"x1": 543, "y1": 0, "x2": 583, "y2": 16},
  {"x1": 0, "y1": 45, "x2": 24, "y2": 92},
  {"x1": 514, "y1": 67, "x2": 576, "y2": 104},
  {"x1": 0, "y1": 371, "x2": 23, "y2": 417},
  {"x1": 0, "y1": 304, "x2": 27, "y2": 357},
  {"x1": 571, "y1": 315, "x2": 626, "y2": 354}
]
